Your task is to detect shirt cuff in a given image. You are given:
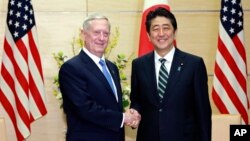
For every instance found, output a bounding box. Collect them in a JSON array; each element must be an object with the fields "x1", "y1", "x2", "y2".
[{"x1": 120, "y1": 113, "x2": 125, "y2": 128}]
